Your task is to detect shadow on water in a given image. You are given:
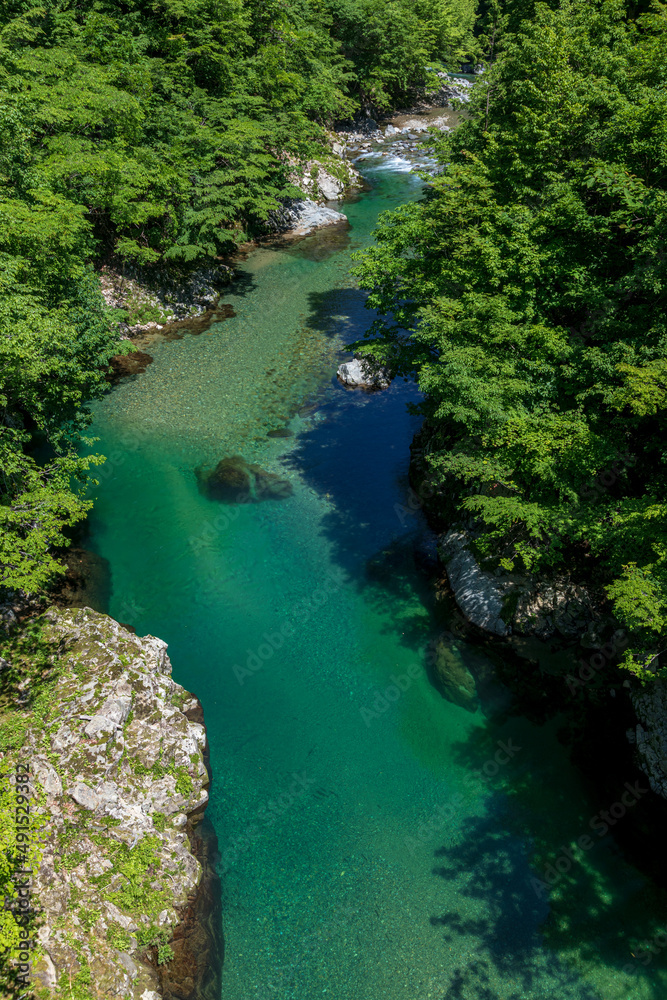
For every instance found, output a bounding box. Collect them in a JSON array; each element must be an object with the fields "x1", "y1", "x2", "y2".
[
  {"x1": 281, "y1": 375, "x2": 436, "y2": 646},
  {"x1": 430, "y1": 724, "x2": 667, "y2": 1000}
]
